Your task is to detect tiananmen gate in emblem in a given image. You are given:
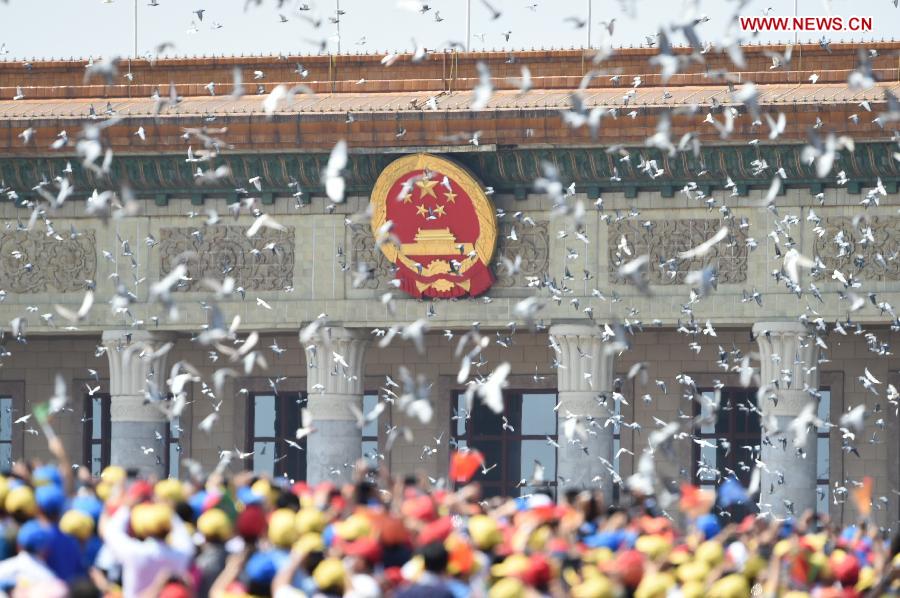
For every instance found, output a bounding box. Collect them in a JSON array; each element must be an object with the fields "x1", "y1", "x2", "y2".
[{"x1": 370, "y1": 154, "x2": 497, "y2": 298}]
